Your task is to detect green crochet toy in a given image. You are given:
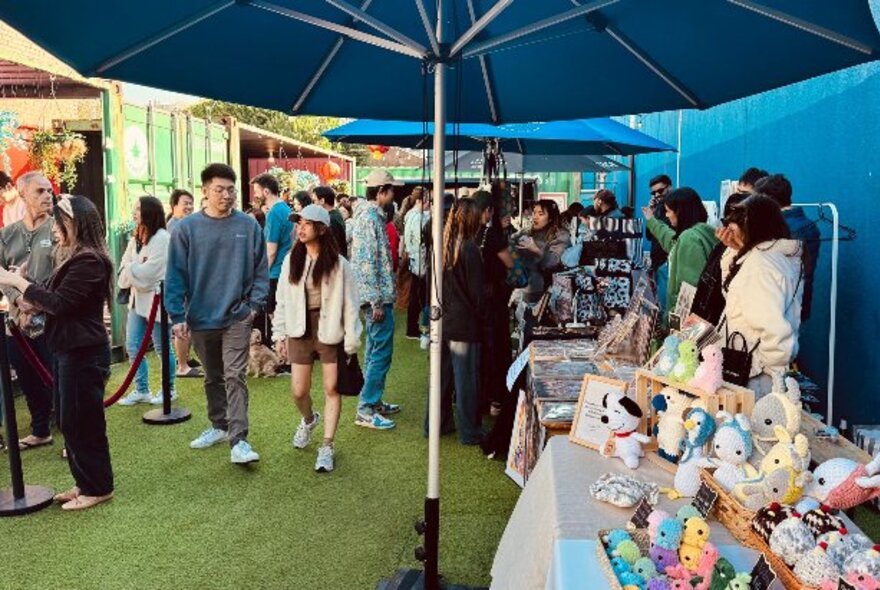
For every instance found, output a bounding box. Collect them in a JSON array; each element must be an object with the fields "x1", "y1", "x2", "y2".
[{"x1": 670, "y1": 340, "x2": 699, "y2": 383}]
